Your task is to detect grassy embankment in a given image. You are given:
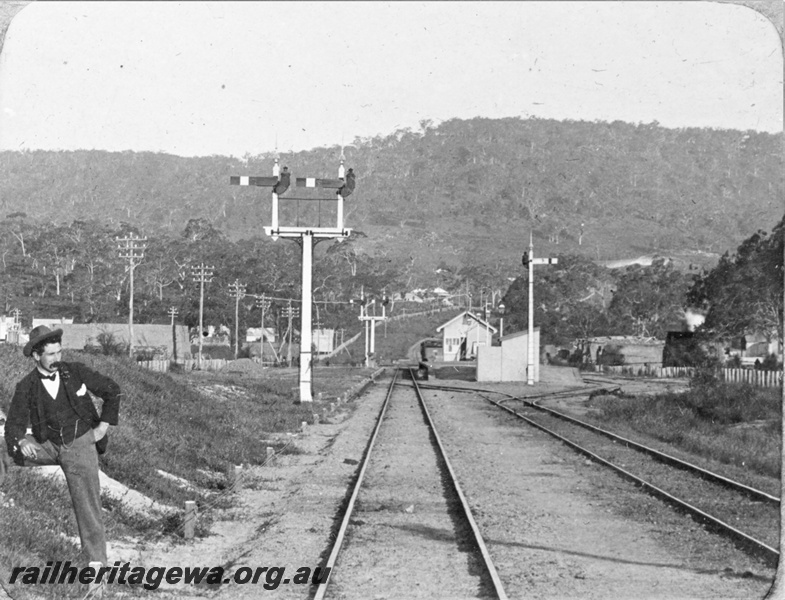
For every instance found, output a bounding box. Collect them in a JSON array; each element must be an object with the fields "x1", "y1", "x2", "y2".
[
  {"x1": 586, "y1": 380, "x2": 782, "y2": 480},
  {"x1": 0, "y1": 345, "x2": 373, "y2": 598}
]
